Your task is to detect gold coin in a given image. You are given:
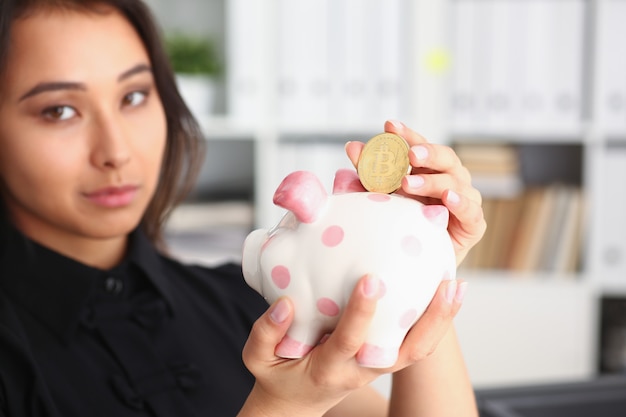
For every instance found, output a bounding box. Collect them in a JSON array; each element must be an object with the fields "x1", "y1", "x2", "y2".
[{"x1": 357, "y1": 133, "x2": 410, "y2": 193}]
